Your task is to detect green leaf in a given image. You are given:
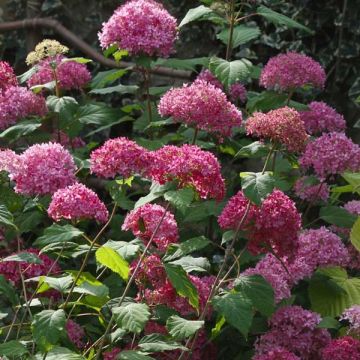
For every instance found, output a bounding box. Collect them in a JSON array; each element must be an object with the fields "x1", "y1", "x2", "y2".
[
  {"x1": 113, "y1": 302, "x2": 150, "y2": 334},
  {"x1": 233, "y1": 275, "x2": 275, "y2": 317},
  {"x1": 155, "y1": 57, "x2": 209, "y2": 71},
  {"x1": 0, "y1": 205, "x2": 17, "y2": 230},
  {"x1": 241, "y1": 172, "x2": 275, "y2": 205},
  {"x1": 351, "y1": 218, "x2": 360, "y2": 252},
  {"x1": 32, "y1": 309, "x2": 66, "y2": 351},
  {"x1": 138, "y1": 334, "x2": 188, "y2": 352},
  {"x1": 0, "y1": 119, "x2": 42, "y2": 142},
  {"x1": 342, "y1": 172, "x2": 360, "y2": 195},
  {"x1": 34, "y1": 224, "x2": 84, "y2": 247},
  {"x1": 103, "y1": 240, "x2": 140, "y2": 261},
  {"x1": 0, "y1": 341, "x2": 28, "y2": 357},
  {"x1": 164, "y1": 263, "x2": 199, "y2": 311},
  {"x1": 217, "y1": 25, "x2": 261, "y2": 48},
  {"x1": 119, "y1": 351, "x2": 155, "y2": 360},
  {"x1": 17, "y1": 65, "x2": 38, "y2": 83},
  {"x1": 209, "y1": 57, "x2": 252, "y2": 88},
  {"x1": 246, "y1": 91, "x2": 287, "y2": 113},
  {"x1": 89, "y1": 84, "x2": 138, "y2": 95},
  {"x1": 179, "y1": 5, "x2": 213, "y2": 27},
  {"x1": 166, "y1": 315, "x2": 204, "y2": 340},
  {"x1": 76, "y1": 103, "x2": 120, "y2": 126},
  {"x1": 37, "y1": 275, "x2": 73, "y2": 294},
  {"x1": 35, "y1": 347, "x2": 85, "y2": 359},
  {"x1": 73, "y1": 281, "x2": 109, "y2": 298},
  {"x1": 0, "y1": 275, "x2": 18, "y2": 304},
  {"x1": 169, "y1": 256, "x2": 210, "y2": 273},
  {"x1": 95, "y1": 246, "x2": 129, "y2": 281},
  {"x1": 3, "y1": 252, "x2": 42, "y2": 264},
  {"x1": 319, "y1": 206, "x2": 357, "y2": 228},
  {"x1": 164, "y1": 188, "x2": 194, "y2": 214},
  {"x1": 257, "y1": 5, "x2": 313, "y2": 34},
  {"x1": 46, "y1": 95, "x2": 78, "y2": 113},
  {"x1": 62, "y1": 57, "x2": 92, "y2": 64},
  {"x1": 91, "y1": 69, "x2": 129, "y2": 89},
  {"x1": 317, "y1": 316, "x2": 340, "y2": 329},
  {"x1": 212, "y1": 292, "x2": 254, "y2": 338},
  {"x1": 183, "y1": 200, "x2": 224, "y2": 223},
  {"x1": 235, "y1": 141, "x2": 268, "y2": 159}
]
